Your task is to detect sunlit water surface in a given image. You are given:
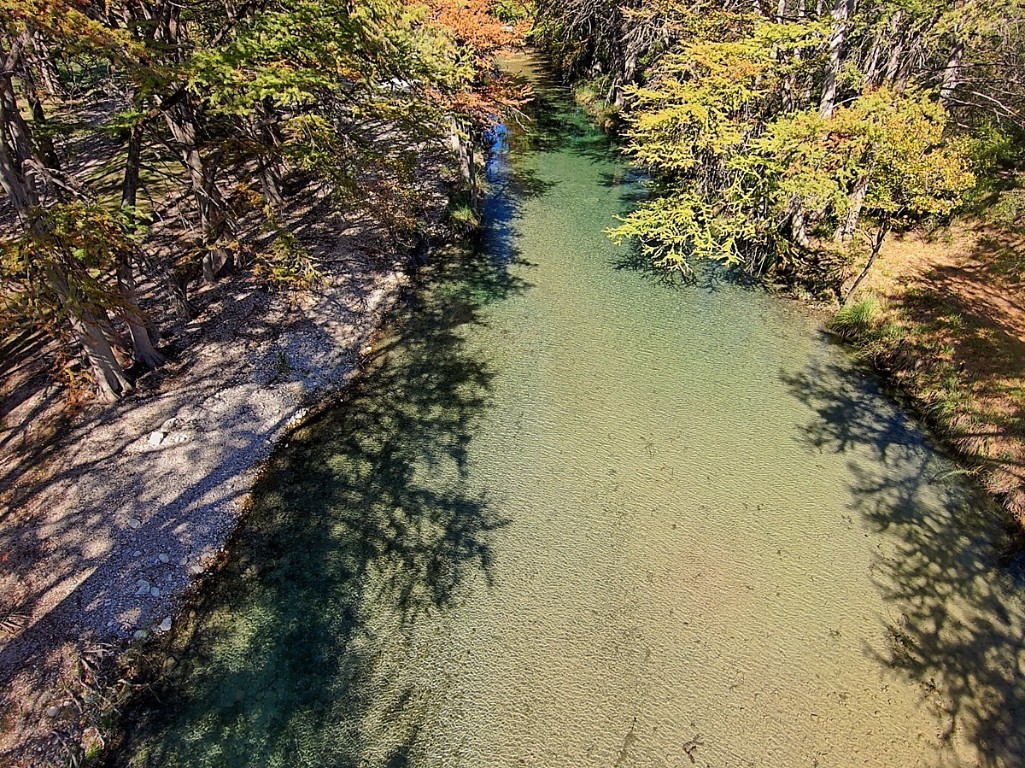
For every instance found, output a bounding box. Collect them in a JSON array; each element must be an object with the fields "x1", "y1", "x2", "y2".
[{"x1": 120, "y1": 53, "x2": 1025, "y2": 768}]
